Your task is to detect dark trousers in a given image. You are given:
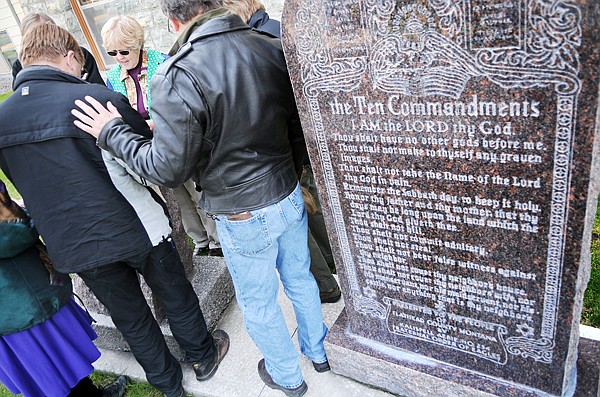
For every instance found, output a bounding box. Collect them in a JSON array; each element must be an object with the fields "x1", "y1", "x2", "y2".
[
  {"x1": 67, "y1": 377, "x2": 102, "y2": 397},
  {"x1": 301, "y1": 165, "x2": 338, "y2": 292},
  {"x1": 78, "y1": 238, "x2": 214, "y2": 397}
]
